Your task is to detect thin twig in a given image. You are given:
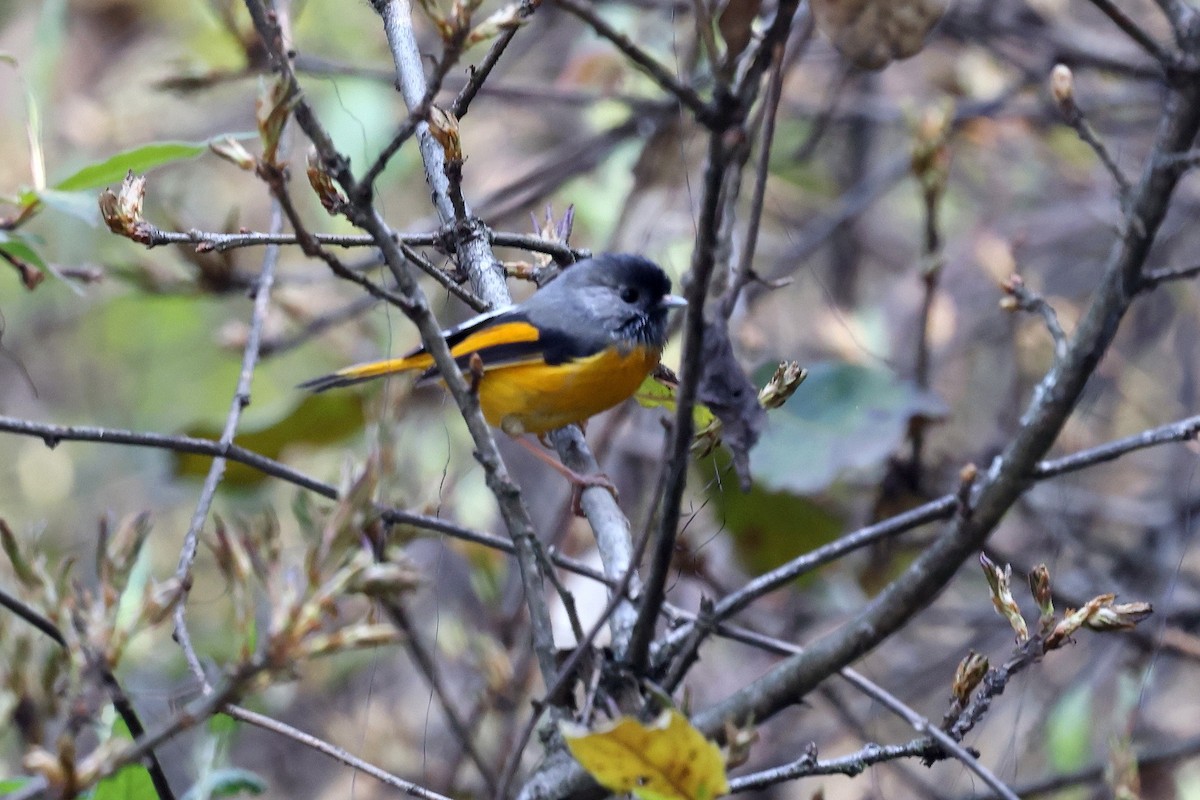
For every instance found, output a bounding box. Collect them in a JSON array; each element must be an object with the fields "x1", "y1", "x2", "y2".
[
  {"x1": 1031, "y1": 413, "x2": 1200, "y2": 478},
  {"x1": 1140, "y1": 261, "x2": 1200, "y2": 289},
  {"x1": 1002, "y1": 275, "x2": 1069, "y2": 362},
  {"x1": 139, "y1": 227, "x2": 433, "y2": 252},
  {"x1": 718, "y1": 42, "x2": 786, "y2": 320},
  {"x1": 1053, "y1": 78, "x2": 1134, "y2": 202},
  {"x1": 1085, "y1": 0, "x2": 1176, "y2": 65},
  {"x1": 170, "y1": 195, "x2": 284, "y2": 688},
  {"x1": 224, "y1": 704, "x2": 454, "y2": 800},
  {"x1": 549, "y1": 0, "x2": 713, "y2": 125},
  {"x1": 660, "y1": 495, "x2": 959, "y2": 689},
  {"x1": 729, "y1": 739, "x2": 935, "y2": 789},
  {"x1": 960, "y1": 731, "x2": 1200, "y2": 800},
  {"x1": 626, "y1": 127, "x2": 732, "y2": 676},
  {"x1": 626, "y1": 2, "x2": 807, "y2": 673},
  {"x1": 259, "y1": 294, "x2": 380, "y2": 356},
  {"x1": 0, "y1": 414, "x2": 617, "y2": 585},
  {"x1": 398, "y1": 240, "x2": 489, "y2": 311},
  {"x1": 451, "y1": 0, "x2": 540, "y2": 119},
  {"x1": 380, "y1": 601, "x2": 499, "y2": 788}
]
